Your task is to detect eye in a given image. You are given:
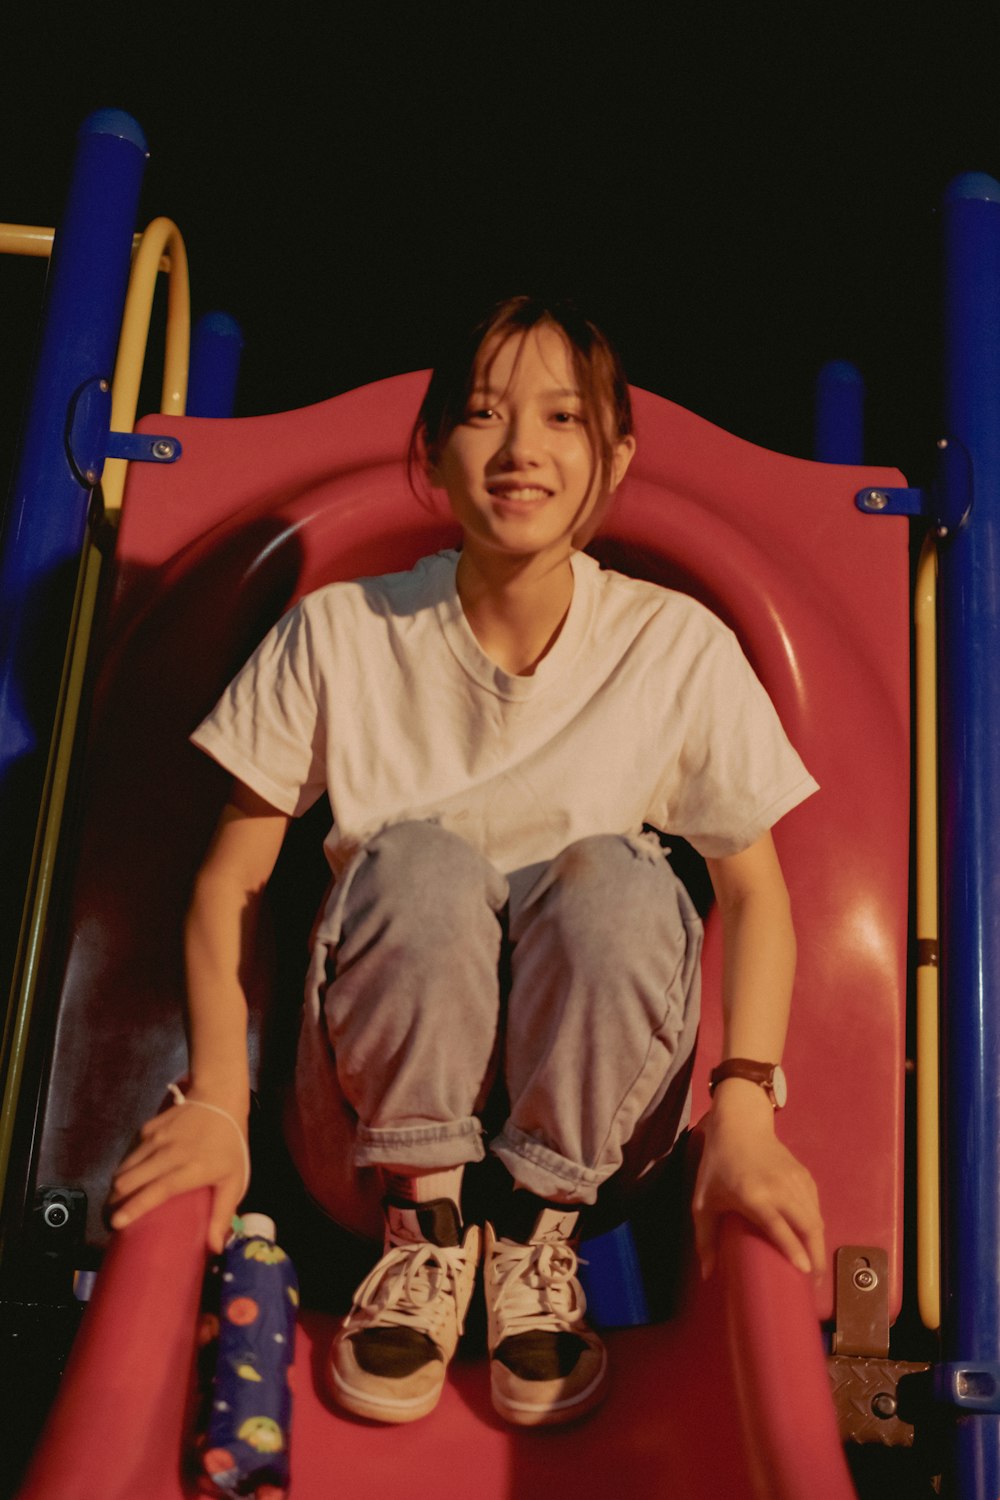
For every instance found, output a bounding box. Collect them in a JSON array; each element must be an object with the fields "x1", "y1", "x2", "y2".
[
  {"x1": 552, "y1": 410, "x2": 585, "y2": 426},
  {"x1": 465, "y1": 405, "x2": 498, "y2": 423}
]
